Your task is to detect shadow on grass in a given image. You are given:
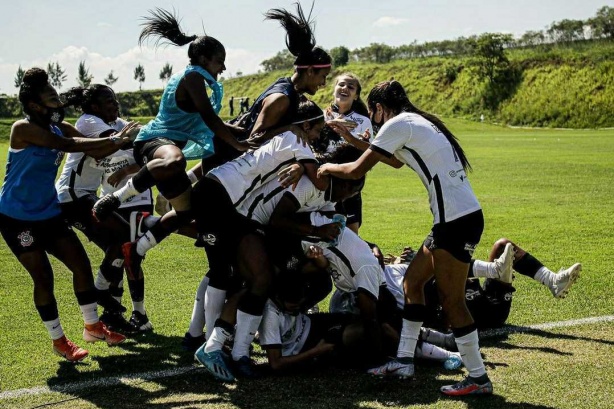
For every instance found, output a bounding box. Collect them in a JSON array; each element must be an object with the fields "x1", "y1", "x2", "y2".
[{"x1": 39, "y1": 349, "x2": 557, "y2": 409}]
